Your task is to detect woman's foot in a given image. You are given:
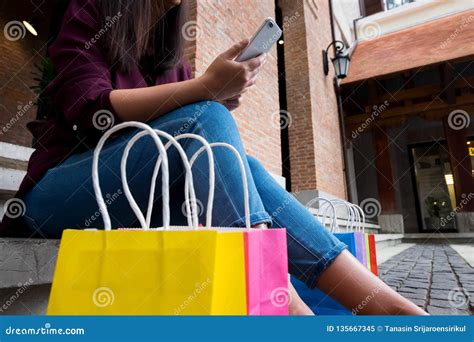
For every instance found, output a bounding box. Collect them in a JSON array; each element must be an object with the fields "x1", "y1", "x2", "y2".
[
  {"x1": 288, "y1": 282, "x2": 314, "y2": 315},
  {"x1": 317, "y1": 250, "x2": 428, "y2": 315}
]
